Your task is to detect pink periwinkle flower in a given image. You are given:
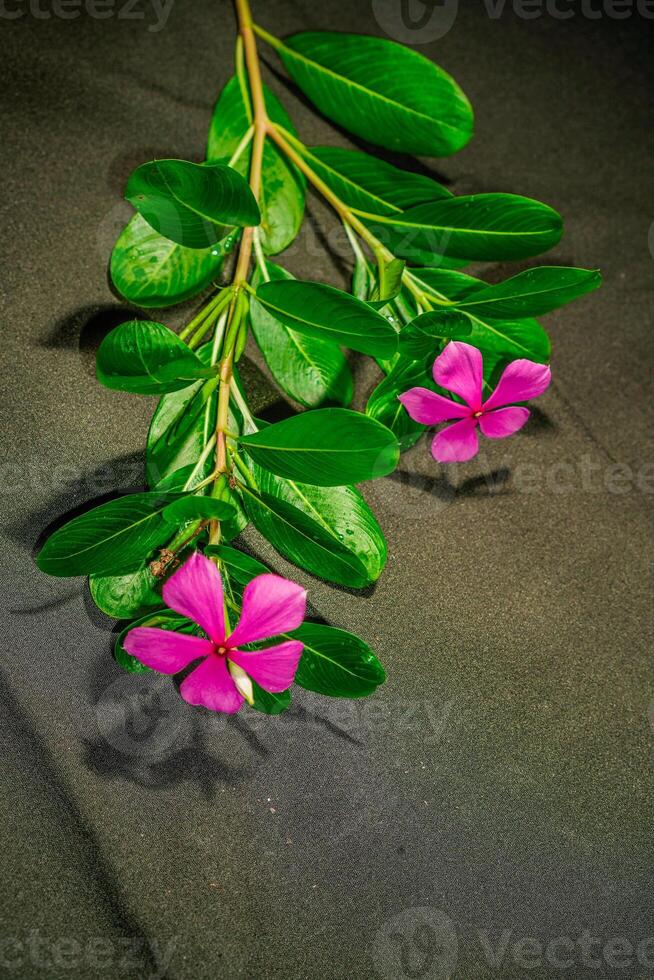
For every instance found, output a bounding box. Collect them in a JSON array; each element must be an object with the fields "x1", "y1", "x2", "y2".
[
  {"x1": 398, "y1": 341, "x2": 551, "y2": 463},
  {"x1": 124, "y1": 552, "x2": 306, "y2": 713}
]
